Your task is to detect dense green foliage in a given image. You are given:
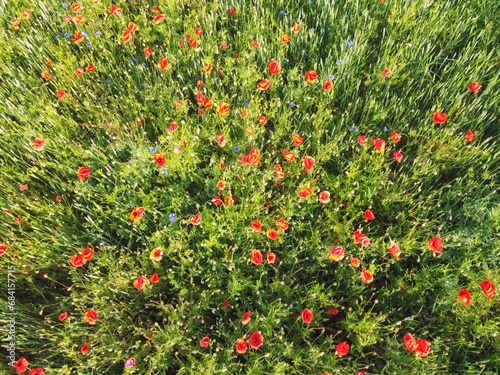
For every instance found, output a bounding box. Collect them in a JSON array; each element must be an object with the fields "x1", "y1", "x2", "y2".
[{"x1": 0, "y1": 0, "x2": 499, "y2": 374}]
